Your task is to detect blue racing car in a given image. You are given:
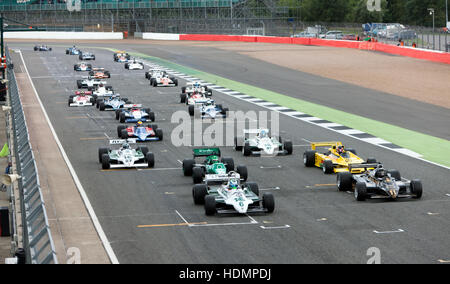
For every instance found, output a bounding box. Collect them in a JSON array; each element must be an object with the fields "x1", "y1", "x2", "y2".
[
  {"x1": 116, "y1": 105, "x2": 155, "y2": 123},
  {"x1": 66, "y1": 46, "x2": 81, "y2": 55},
  {"x1": 96, "y1": 95, "x2": 130, "y2": 111},
  {"x1": 117, "y1": 121, "x2": 163, "y2": 142}
]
